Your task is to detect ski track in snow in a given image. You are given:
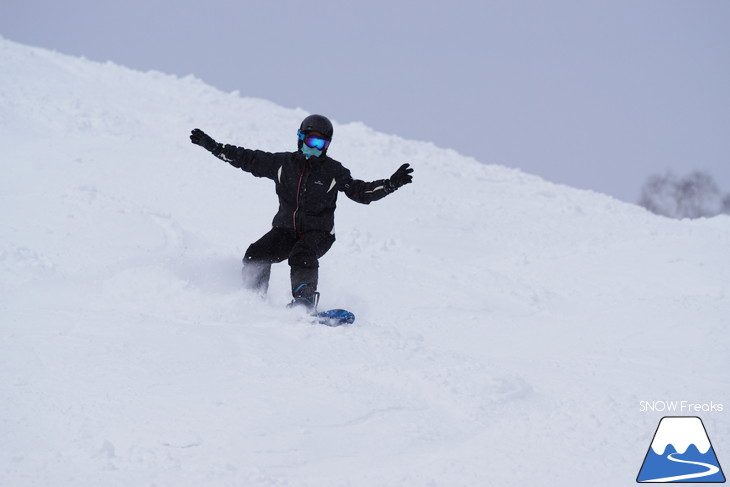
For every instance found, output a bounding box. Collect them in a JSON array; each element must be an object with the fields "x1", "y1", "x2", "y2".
[
  {"x1": 1, "y1": 37, "x2": 729, "y2": 486},
  {"x1": 642, "y1": 453, "x2": 720, "y2": 482}
]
